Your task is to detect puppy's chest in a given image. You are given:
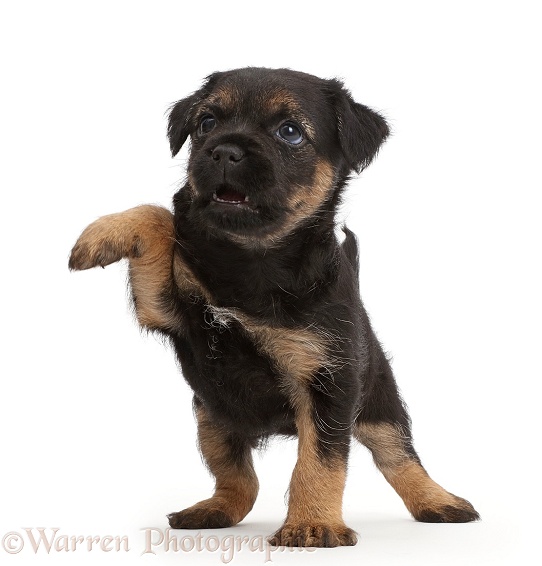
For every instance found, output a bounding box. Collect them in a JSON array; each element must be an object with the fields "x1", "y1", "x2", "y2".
[
  {"x1": 170, "y1": 293, "x2": 343, "y2": 434},
  {"x1": 171, "y1": 251, "x2": 332, "y2": 383},
  {"x1": 178, "y1": 301, "x2": 331, "y2": 385},
  {"x1": 169, "y1": 301, "x2": 289, "y2": 433}
]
